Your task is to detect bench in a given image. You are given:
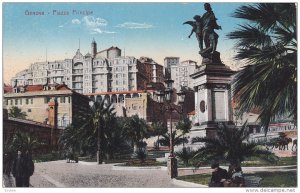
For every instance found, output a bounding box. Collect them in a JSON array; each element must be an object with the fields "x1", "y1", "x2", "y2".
[{"x1": 244, "y1": 176, "x2": 262, "y2": 187}]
